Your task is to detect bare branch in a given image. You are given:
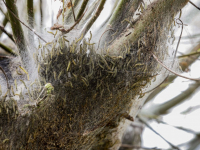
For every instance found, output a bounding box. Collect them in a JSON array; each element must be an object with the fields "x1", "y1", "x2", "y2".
[
  {"x1": 59, "y1": 9, "x2": 87, "y2": 34},
  {"x1": 76, "y1": 0, "x2": 89, "y2": 21},
  {"x1": 80, "y1": 0, "x2": 107, "y2": 38},
  {"x1": 145, "y1": 81, "x2": 200, "y2": 115},
  {"x1": 138, "y1": 116, "x2": 180, "y2": 150},
  {"x1": 0, "y1": 25, "x2": 15, "y2": 43},
  {"x1": 0, "y1": 42, "x2": 16, "y2": 56},
  {"x1": 152, "y1": 52, "x2": 200, "y2": 81},
  {"x1": 189, "y1": 1, "x2": 200, "y2": 10},
  {"x1": 3, "y1": 0, "x2": 47, "y2": 43},
  {"x1": 70, "y1": 0, "x2": 76, "y2": 22},
  {"x1": 120, "y1": 144, "x2": 163, "y2": 150}
]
